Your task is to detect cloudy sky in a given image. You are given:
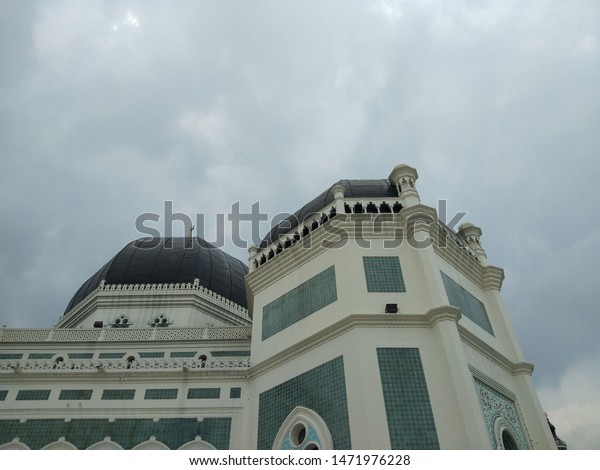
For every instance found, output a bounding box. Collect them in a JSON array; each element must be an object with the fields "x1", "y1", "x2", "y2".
[{"x1": 1, "y1": 0, "x2": 599, "y2": 449}]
